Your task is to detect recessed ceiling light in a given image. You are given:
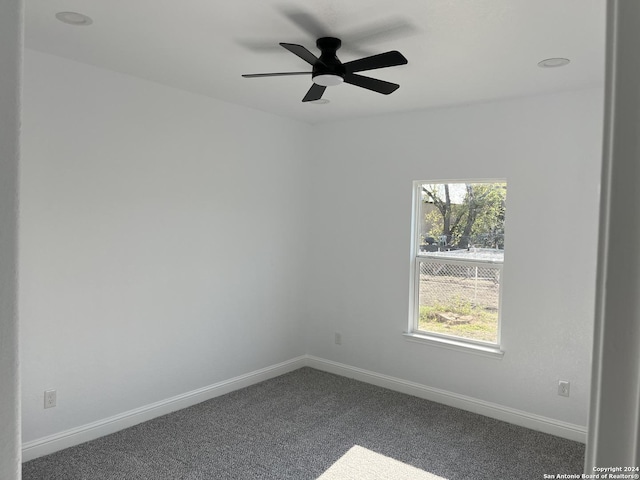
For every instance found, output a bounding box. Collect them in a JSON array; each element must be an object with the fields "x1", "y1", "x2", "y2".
[
  {"x1": 538, "y1": 58, "x2": 570, "y2": 68},
  {"x1": 55, "y1": 12, "x2": 93, "y2": 26},
  {"x1": 309, "y1": 99, "x2": 330, "y2": 105}
]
